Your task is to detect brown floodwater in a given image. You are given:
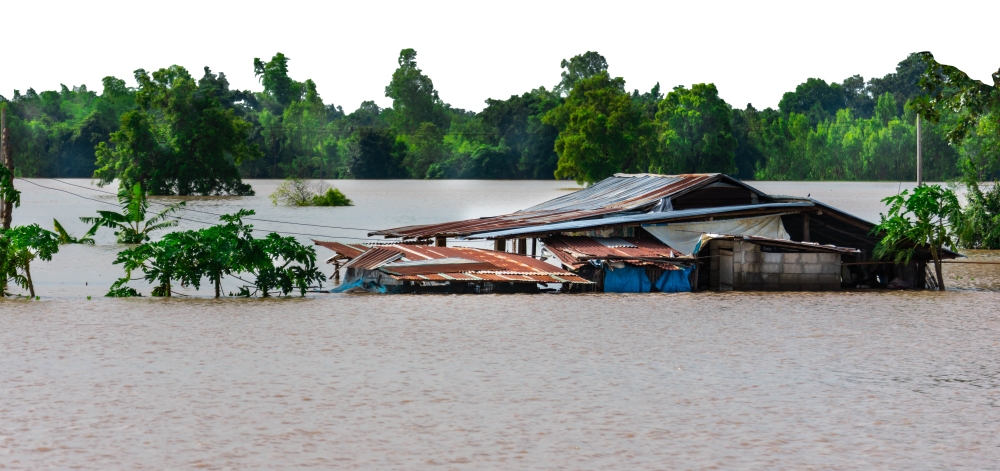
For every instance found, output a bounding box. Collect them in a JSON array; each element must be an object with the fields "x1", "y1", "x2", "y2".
[{"x1": 1, "y1": 179, "x2": 998, "y2": 469}]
